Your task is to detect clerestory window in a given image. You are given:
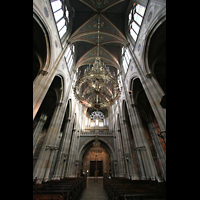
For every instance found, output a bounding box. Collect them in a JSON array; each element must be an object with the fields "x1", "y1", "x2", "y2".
[
  {"x1": 128, "y1": 3, "x2": 146, "y2": 42},
  {"x1": 50, "y1": 0, "x2": 69, "y2": 39},
  {"x1": 122, "y1": 46, "x2": 131, "y2": 74},
  {"x1": 64, "y1": 44, "x2": 75, "y2": 72}
]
